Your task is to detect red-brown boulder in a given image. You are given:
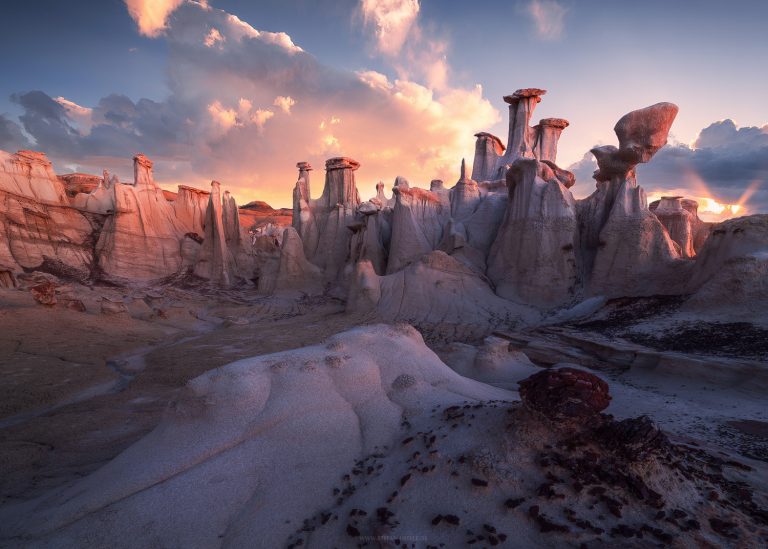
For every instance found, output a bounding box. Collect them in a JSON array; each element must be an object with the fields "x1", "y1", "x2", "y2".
[{"x1": 518, "y1": 367, "x2": 611, "y2": 421}]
